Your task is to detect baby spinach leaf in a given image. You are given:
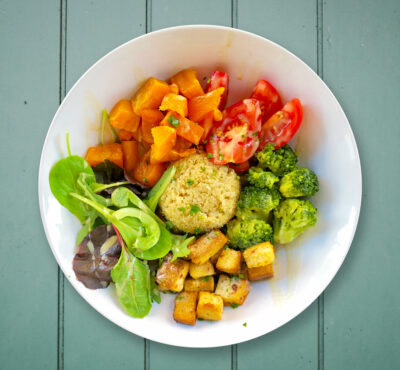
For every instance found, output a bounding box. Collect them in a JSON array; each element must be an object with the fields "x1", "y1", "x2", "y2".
[
  {"x1": 170, "y1": 234, "x2": 195, "y2": 261},
  {"x1": 145, "y1": 166, "x2": 176, "y2": 212},
  {"x1": 111, "y1": 187, "x2": 163, "y2": 224},
  {"x1": 49, "y1": 155, "x2": 96, "y2": 223},
  {"x1": 111, "y1": 187, "x2": 173, "y2": 260},
  {"x1": 133, "y1": 222, "x2": 172, "y2": 260},
  {"x1": 111, "y1": 229, "x2": 152, "y2": 318},
  {"x1": 70, "y1": 192, "x2": 160, "y2": 252}
]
